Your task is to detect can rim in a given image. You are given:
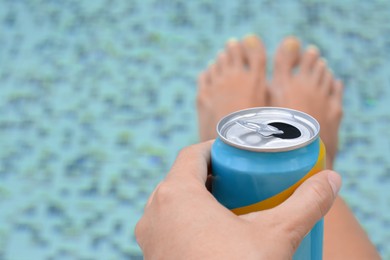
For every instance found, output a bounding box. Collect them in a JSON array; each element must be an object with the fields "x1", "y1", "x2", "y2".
[{"x1": 216, "y1": 107, "x2": 320, "y2": 152}]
